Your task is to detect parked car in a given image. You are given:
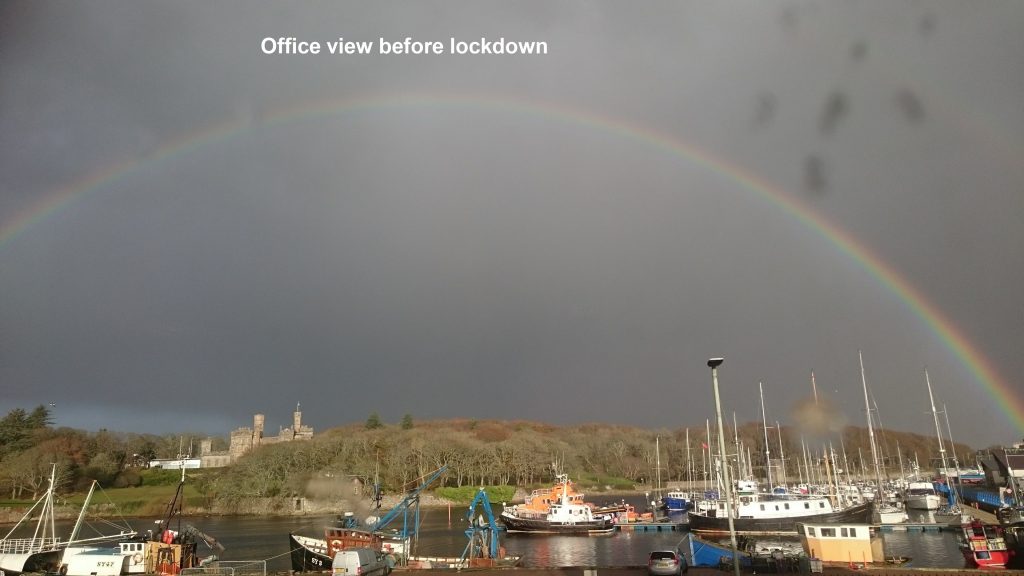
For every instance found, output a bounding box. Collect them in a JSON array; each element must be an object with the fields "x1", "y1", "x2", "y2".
[{"x1": 648, "y1": 549, "x2": 687, "y2": 575}]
